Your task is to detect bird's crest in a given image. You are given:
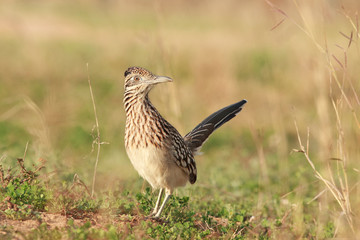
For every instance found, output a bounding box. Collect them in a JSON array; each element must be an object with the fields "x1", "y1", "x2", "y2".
[{"x1": 124, "y1": 66, "x2": 154, "y2": 78}]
